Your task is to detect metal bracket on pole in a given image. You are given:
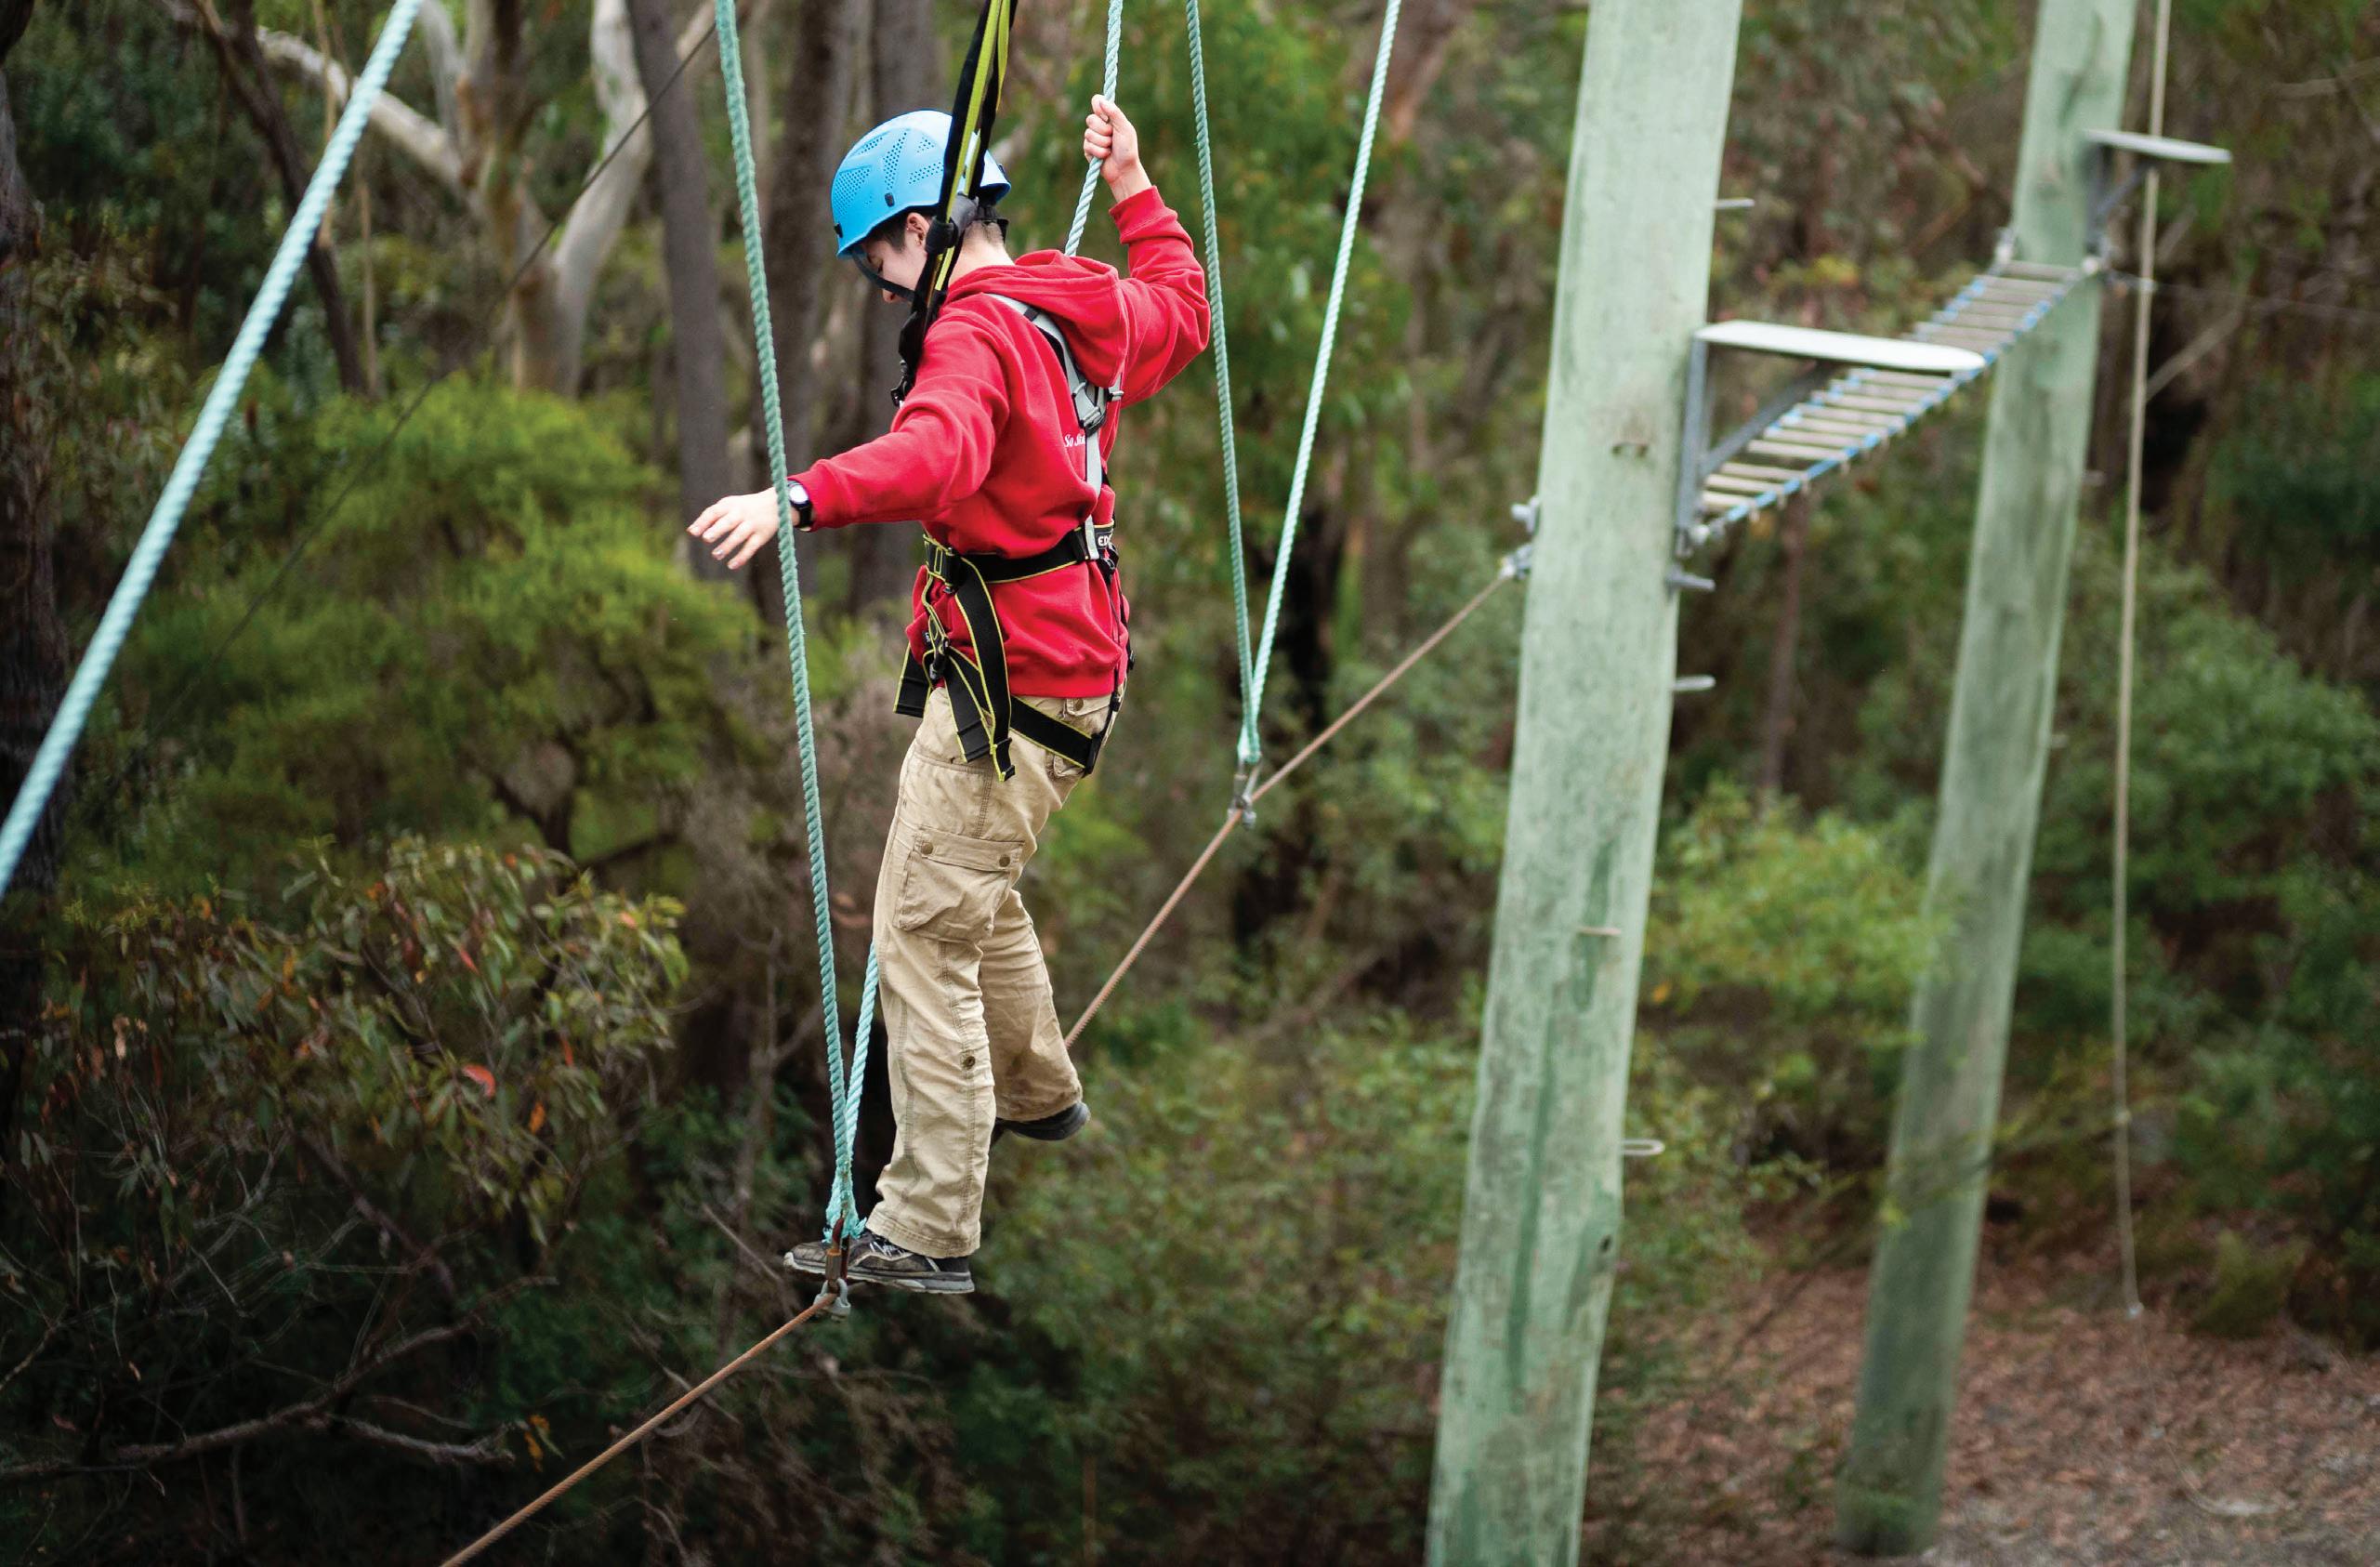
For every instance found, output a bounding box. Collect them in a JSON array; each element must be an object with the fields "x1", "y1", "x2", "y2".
[
  {"x1": 2083, "y1": 126, "x2": 2231, "y2": 248},
  {"x1": 1672, "y1": 675, "x2": 1716, "y2": 694},
  {"x1": 1666, "y1": 566, "x2": 1716, "y2": 594}
]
